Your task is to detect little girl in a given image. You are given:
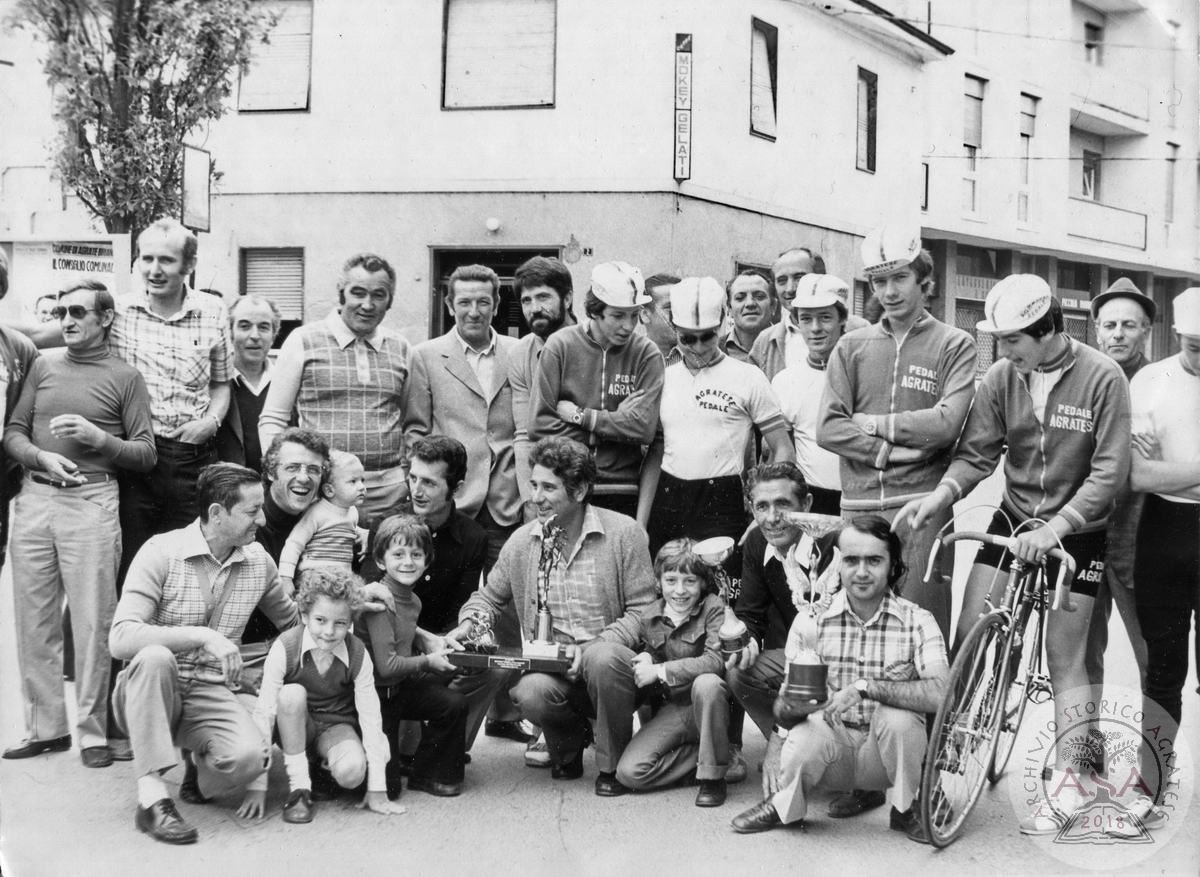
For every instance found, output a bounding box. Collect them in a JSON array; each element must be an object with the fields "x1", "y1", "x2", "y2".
[
  {"x1": 279, "y1": 450, "x2": 367, "y2": 593},
  {"x1": 602, "y1": 538, "x2": 731, "y2": 807}
]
